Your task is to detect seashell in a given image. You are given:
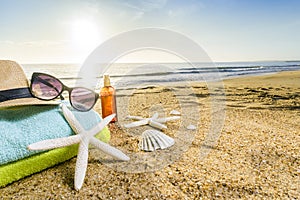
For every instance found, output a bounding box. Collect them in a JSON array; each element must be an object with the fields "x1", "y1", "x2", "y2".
[
  {"x1": 187, "y1": 124, "x2": 196, "y2": 130},
  {"x1": 169, "y1": 110, "x2": 181, "y2": 115},
  {"x1": 139, "y1": 130, "x2": 175, "y2": 151}
]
